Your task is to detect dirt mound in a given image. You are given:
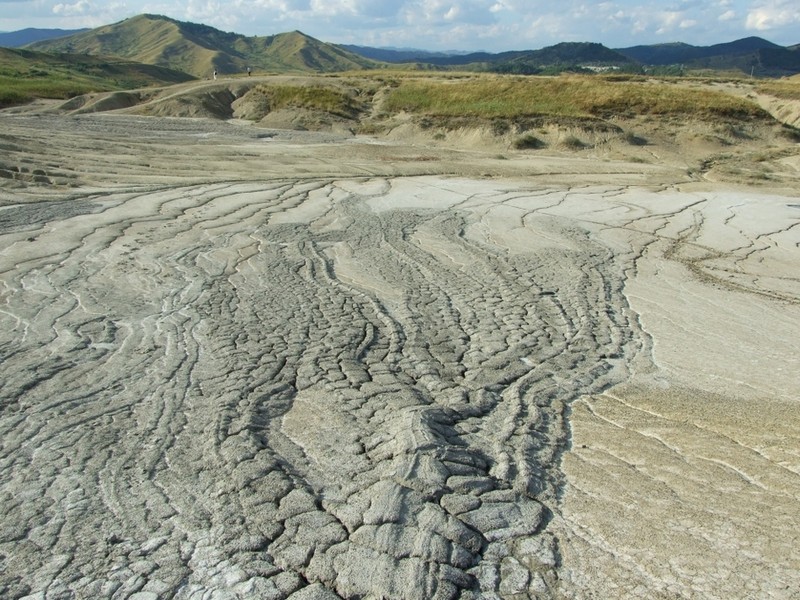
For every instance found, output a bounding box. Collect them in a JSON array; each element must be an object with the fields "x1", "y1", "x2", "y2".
[
  {"x1": 59, "y1": 91, "x2": 153, "y2": 114},
  {"x1": 129, "y1": 87, "x2": 239, "y2": 120},
  {"x1": 757, "y1": 93, "x2": 800, "y2": 128},
  {"x1": 56, "y1": 80, "x2": 261, "y2": 120},
  {"x1": 56, "y1": 77, "x2": 363, "y2": 131},
  {"x1": 43, "y1": 75, "x2": 799, "y2": 188},
  {"x1": 372, "y1": 111, "x2": 792, "y2": 166},
  {"x1": 248, "y1": 107, "x2": 356, "y2": 133}
]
